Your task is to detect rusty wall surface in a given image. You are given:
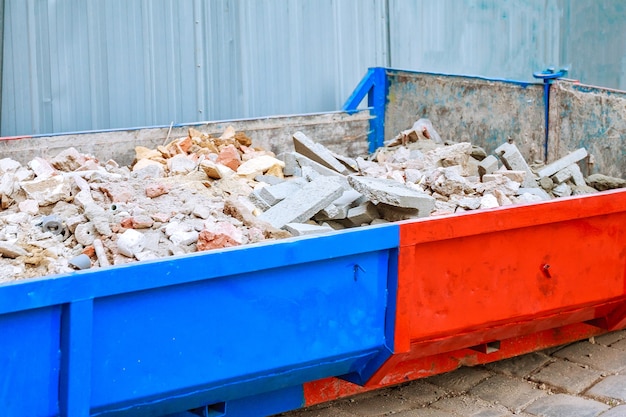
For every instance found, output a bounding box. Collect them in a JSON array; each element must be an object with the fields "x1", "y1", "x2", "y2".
[
  {"x1": 385, "y1": 70, "x2": 546, "y2": 160},
  {"x1": 0, "y1": 111, "x2": 371, "y2": 167},
  {"x1": 549, "y1": 81, "x2": 626, "y2": 178}
]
